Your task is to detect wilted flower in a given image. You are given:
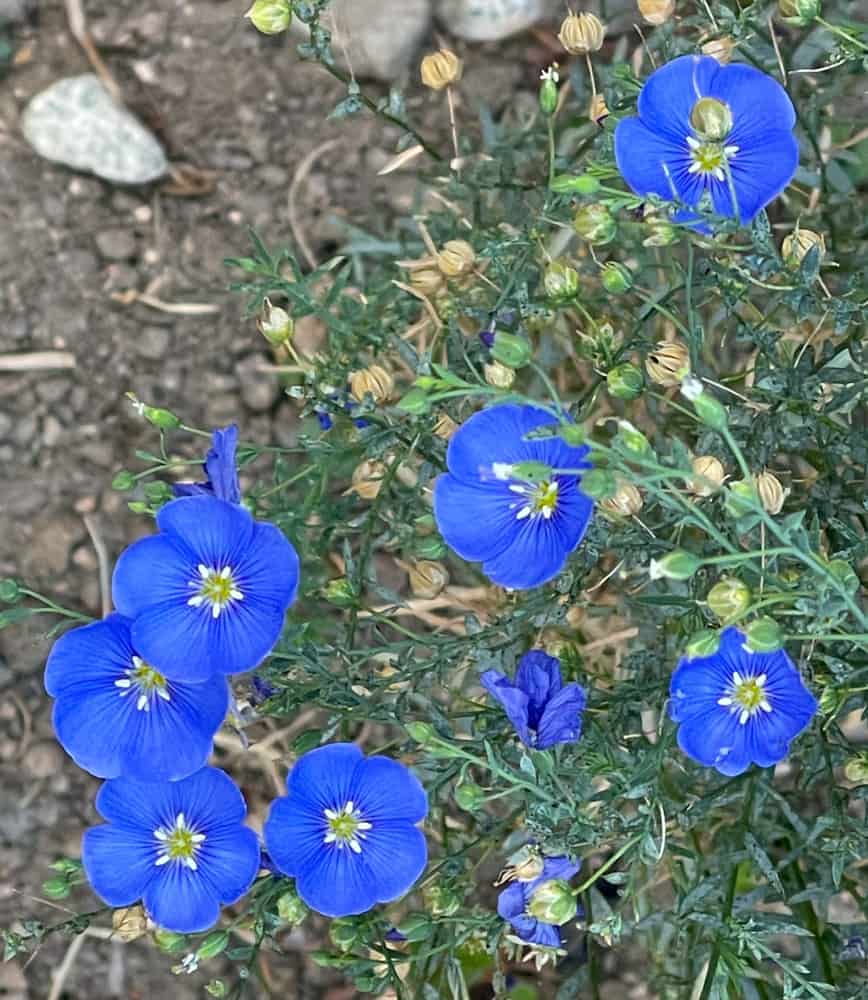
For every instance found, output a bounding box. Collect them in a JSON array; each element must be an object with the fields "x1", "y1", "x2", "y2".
[
  {"x1": 348, "y1": 459, "x2": 387, "y2": 500},
  {"x1": 349, "y1": 364, "x2": 394, "y2": 404},
  {"x1": 483, "y1": 360, "x2": 516, "y2": 389},
  {"x1": 756, "y1": 470, "x2": 787, "y2": 515},
  {"x1": 174, "y1": 425, "x2": 241, "y2": 504},
  {"x1": 782, "y1": 227, "x2": 826, "y2": 268},
  {"x1": 600, "y1": 481, "x2": 643, "y2": 517},
  {"x1": 645, "y1": 340, "x2": 690, "y2": 386},
  {"x1": 498, "y1": 856, "x2": 581, "y2": 946},
  {"x1": 420, "y1": 48, "x2": 463, "y2": 90},
  {"x1": 408, "y1": 560, "x2": 449, "y2": 599},
  {"x1": 701, "y1": 36, "x2": 735, "y2": 63},
  {"x1": 437, "y1": 239, "x2": 476, "y2": 278}
]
